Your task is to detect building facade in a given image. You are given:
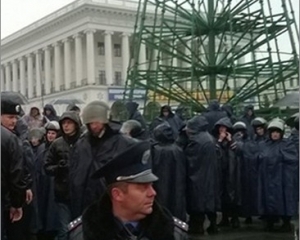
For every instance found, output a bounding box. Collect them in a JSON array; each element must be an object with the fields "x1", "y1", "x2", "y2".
[{"x1": 1, "y1": 0, "x2": 149, "y2": 114}]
